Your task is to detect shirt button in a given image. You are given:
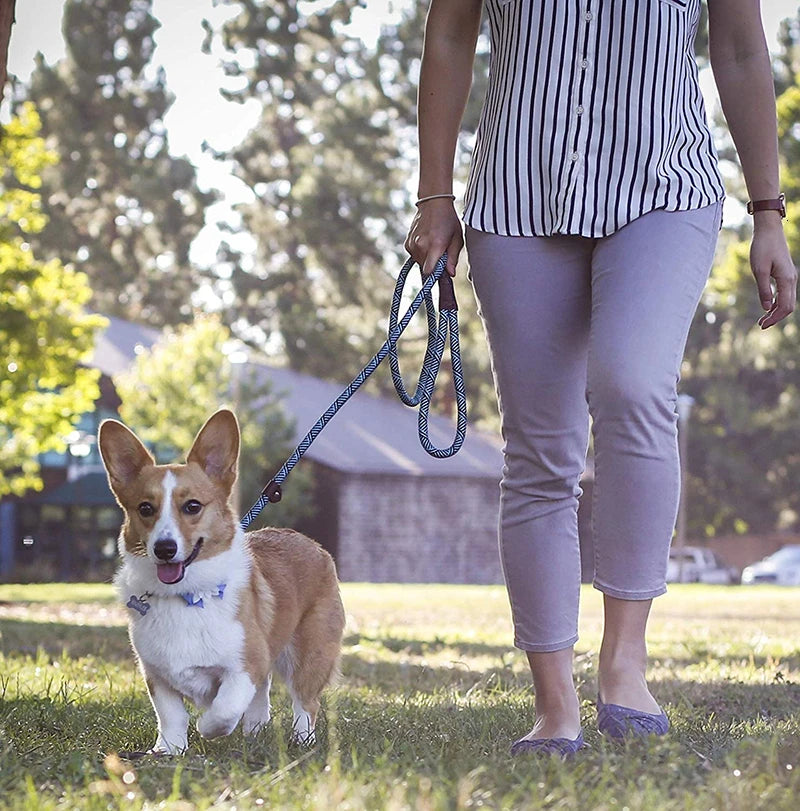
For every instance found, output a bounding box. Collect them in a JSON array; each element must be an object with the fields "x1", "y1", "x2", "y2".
[
  {"x1": 584, "y1": 11, "x2": 593, "y2": 21},
  {"x1": 575, "y1": 105, "x2": 584, "y2": 115},
  {"x1": 571, "y1": 152, "x2": 580, "y2": 162},
  {"x1": 581, "y1": 59, "x2": 589, "y2": 69}
]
